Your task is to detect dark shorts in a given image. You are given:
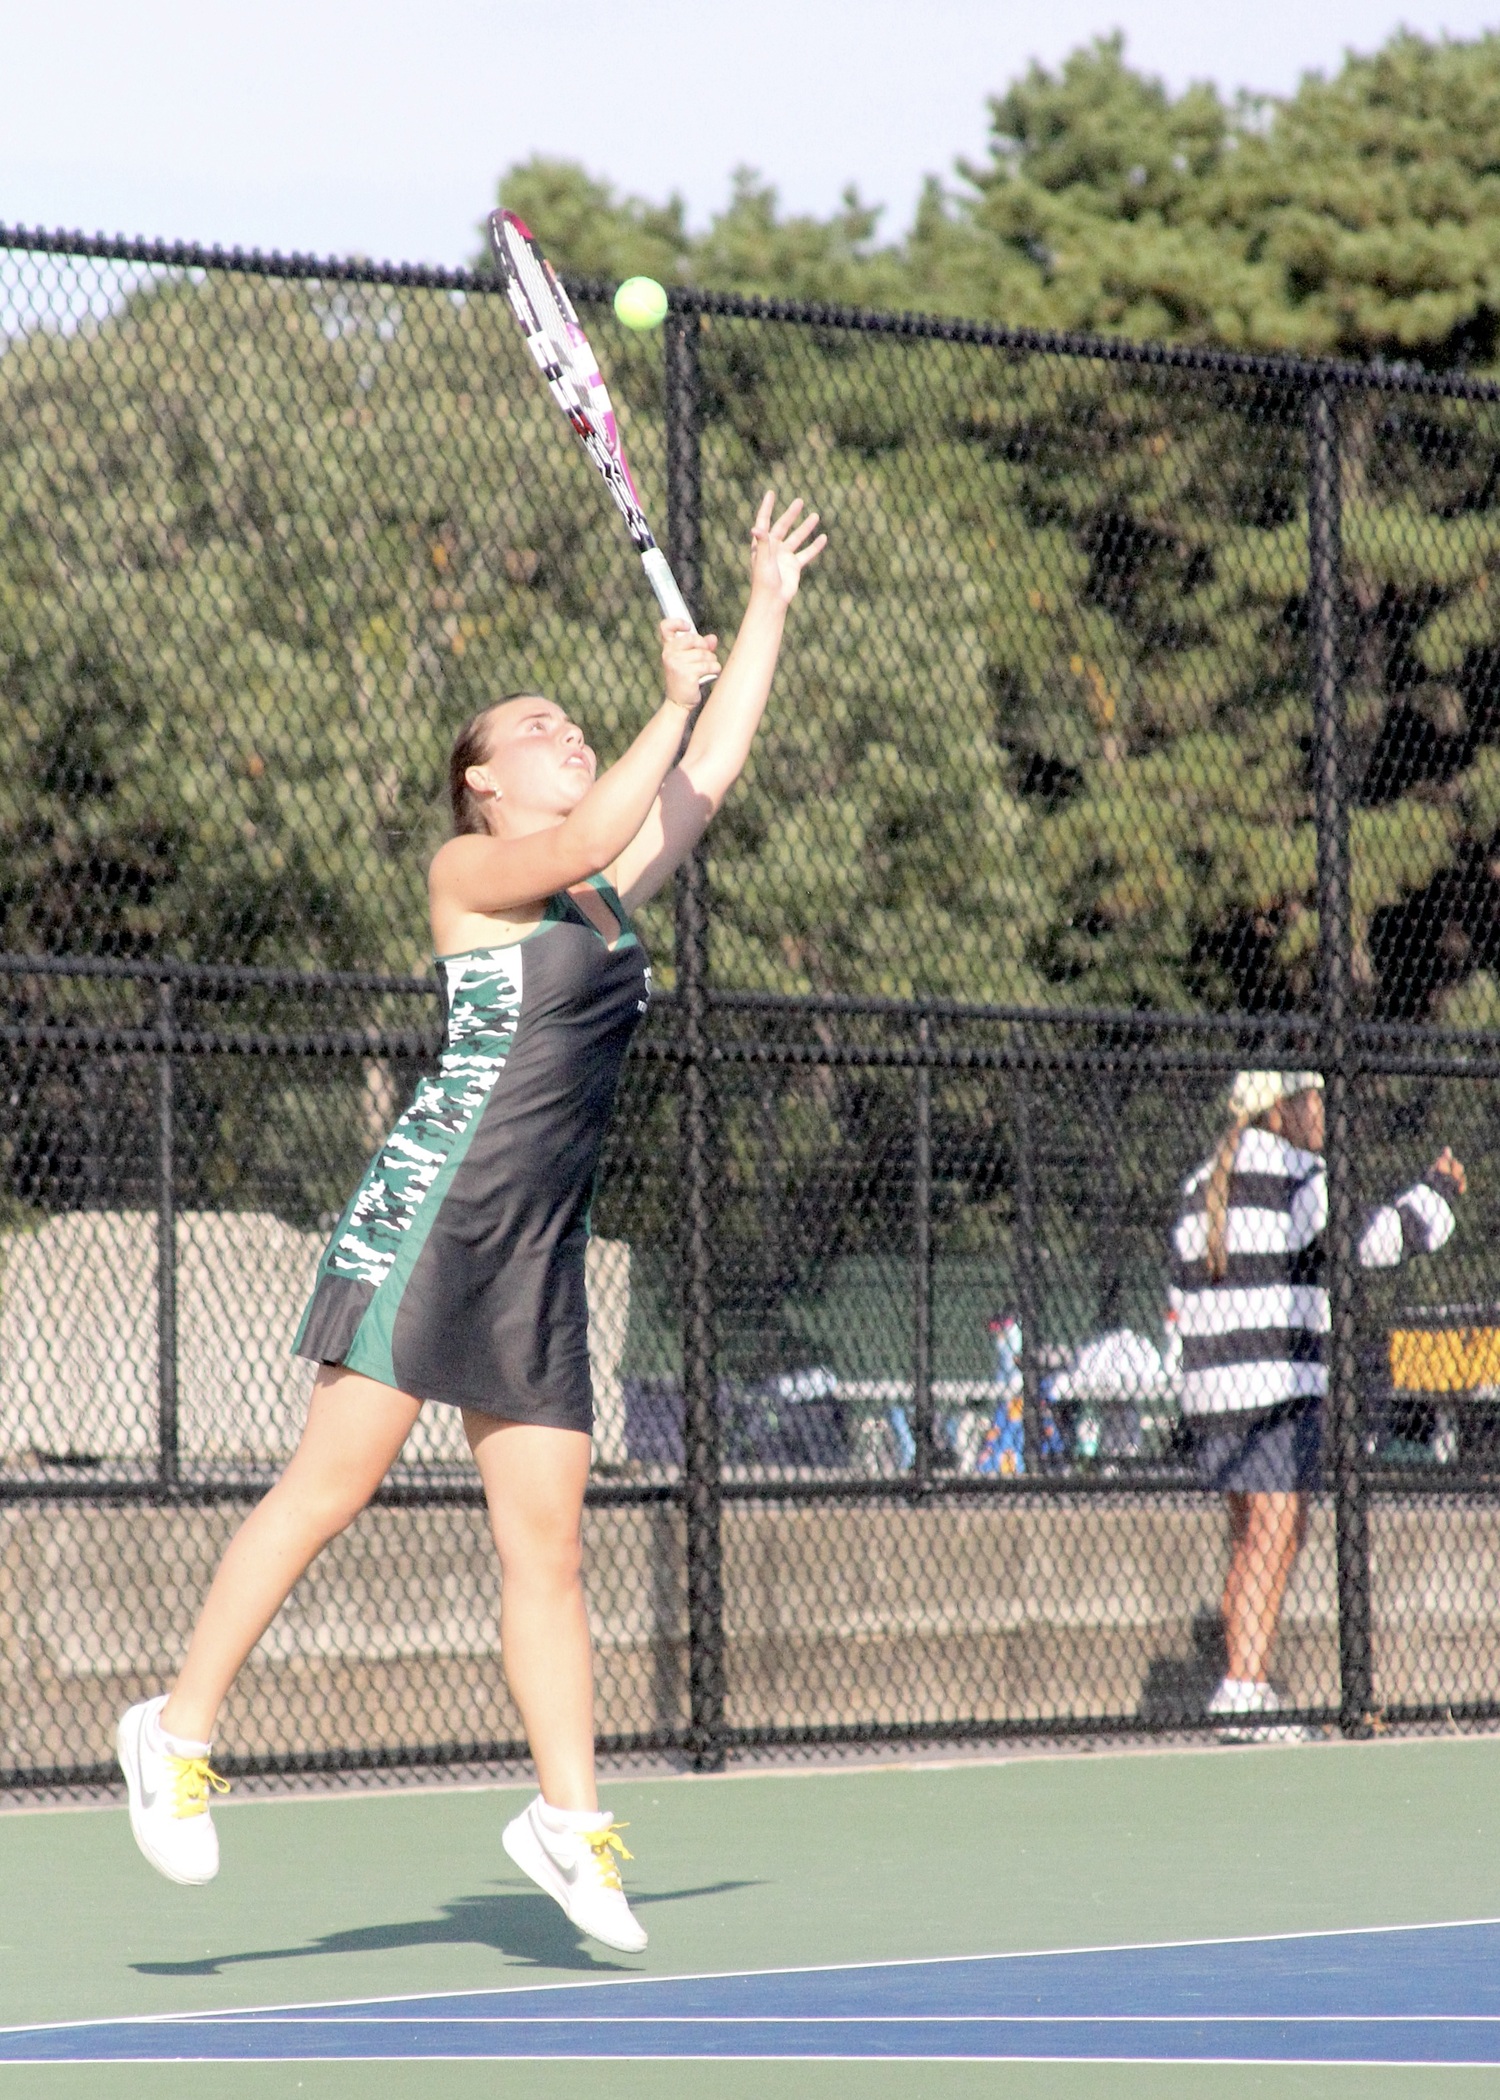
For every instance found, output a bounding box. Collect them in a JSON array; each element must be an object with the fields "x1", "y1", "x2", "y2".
[{"x1": 1191, "y1": 1398, "x2": 1322, "y2": 1494}]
